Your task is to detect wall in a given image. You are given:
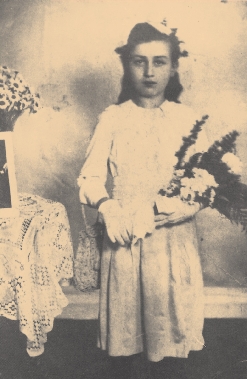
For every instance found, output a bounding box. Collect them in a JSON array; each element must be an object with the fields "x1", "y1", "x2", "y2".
[{"x1": 0, "y1": 0, "x2": 247, "y2": 286}]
